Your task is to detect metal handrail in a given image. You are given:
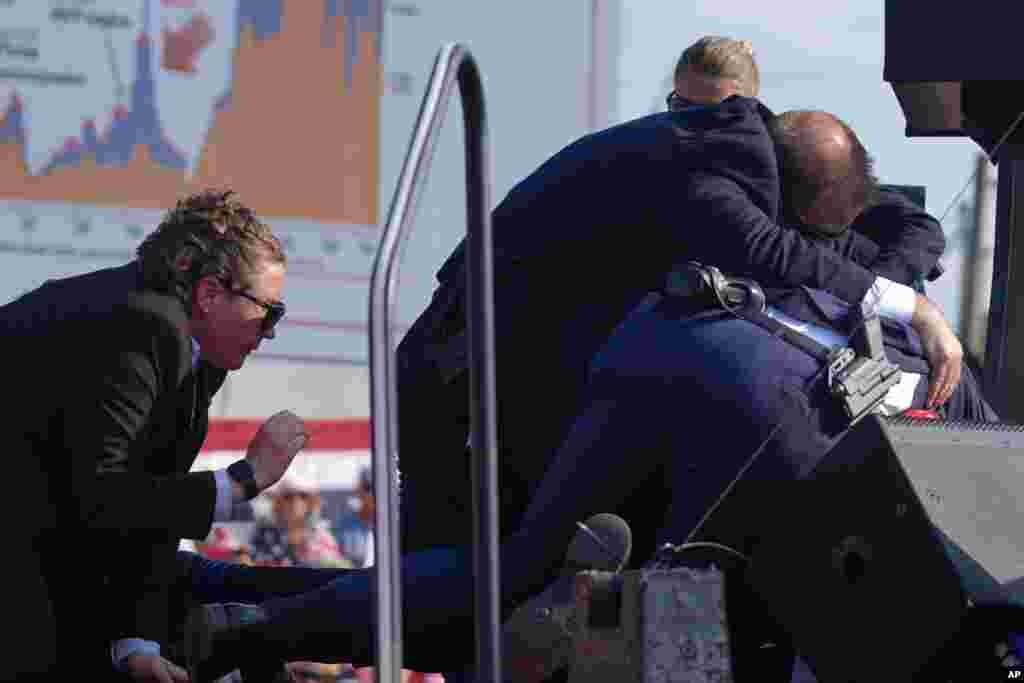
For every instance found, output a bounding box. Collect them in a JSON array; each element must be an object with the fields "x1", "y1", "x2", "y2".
[{"x1": 368, "y1": 44, "x2": 500, "y2": 683}]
